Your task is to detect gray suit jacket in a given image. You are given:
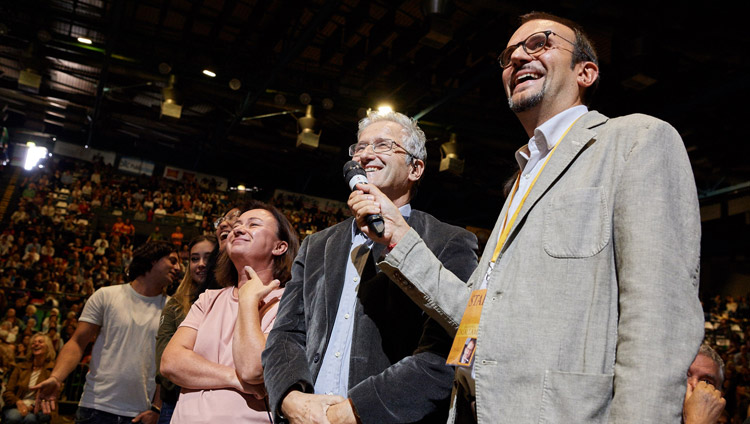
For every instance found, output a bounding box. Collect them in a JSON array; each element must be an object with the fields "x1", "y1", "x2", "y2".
[
  {"x1": 263, "y1": 210, "x2": 478, "y2": 423},
  {"x1": 379, "y1": 111, "x2": 704, "y2": 423}
]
